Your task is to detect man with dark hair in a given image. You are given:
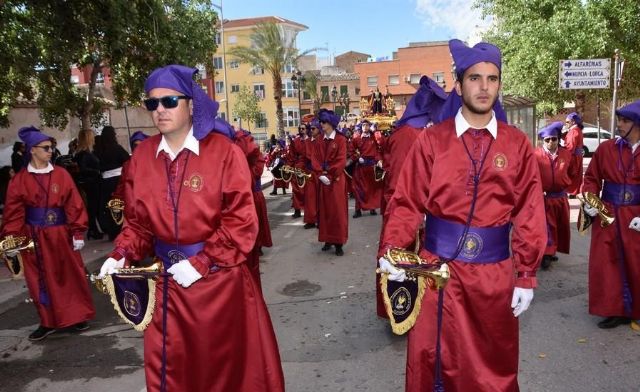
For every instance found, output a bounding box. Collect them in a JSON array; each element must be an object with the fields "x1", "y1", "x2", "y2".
[
  {"x1": 564, "y1": 112, "x2": 585, "y2": 196},
  {"x1": 98, "y1": 65, "x2": 284, "y2": 391},
  {"x1": 379, "y1": 40, "x2": 546, "y2": 391}
]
